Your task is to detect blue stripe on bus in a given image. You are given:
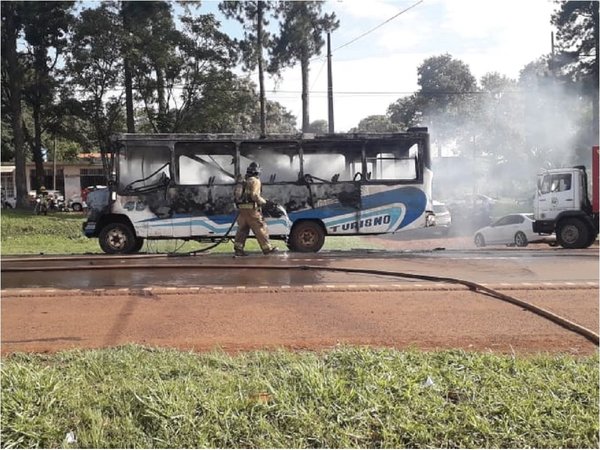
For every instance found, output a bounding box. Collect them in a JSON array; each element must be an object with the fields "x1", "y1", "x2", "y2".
[{"x1": 140, "y1": 186, "x2": 427, "y2": 230}]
